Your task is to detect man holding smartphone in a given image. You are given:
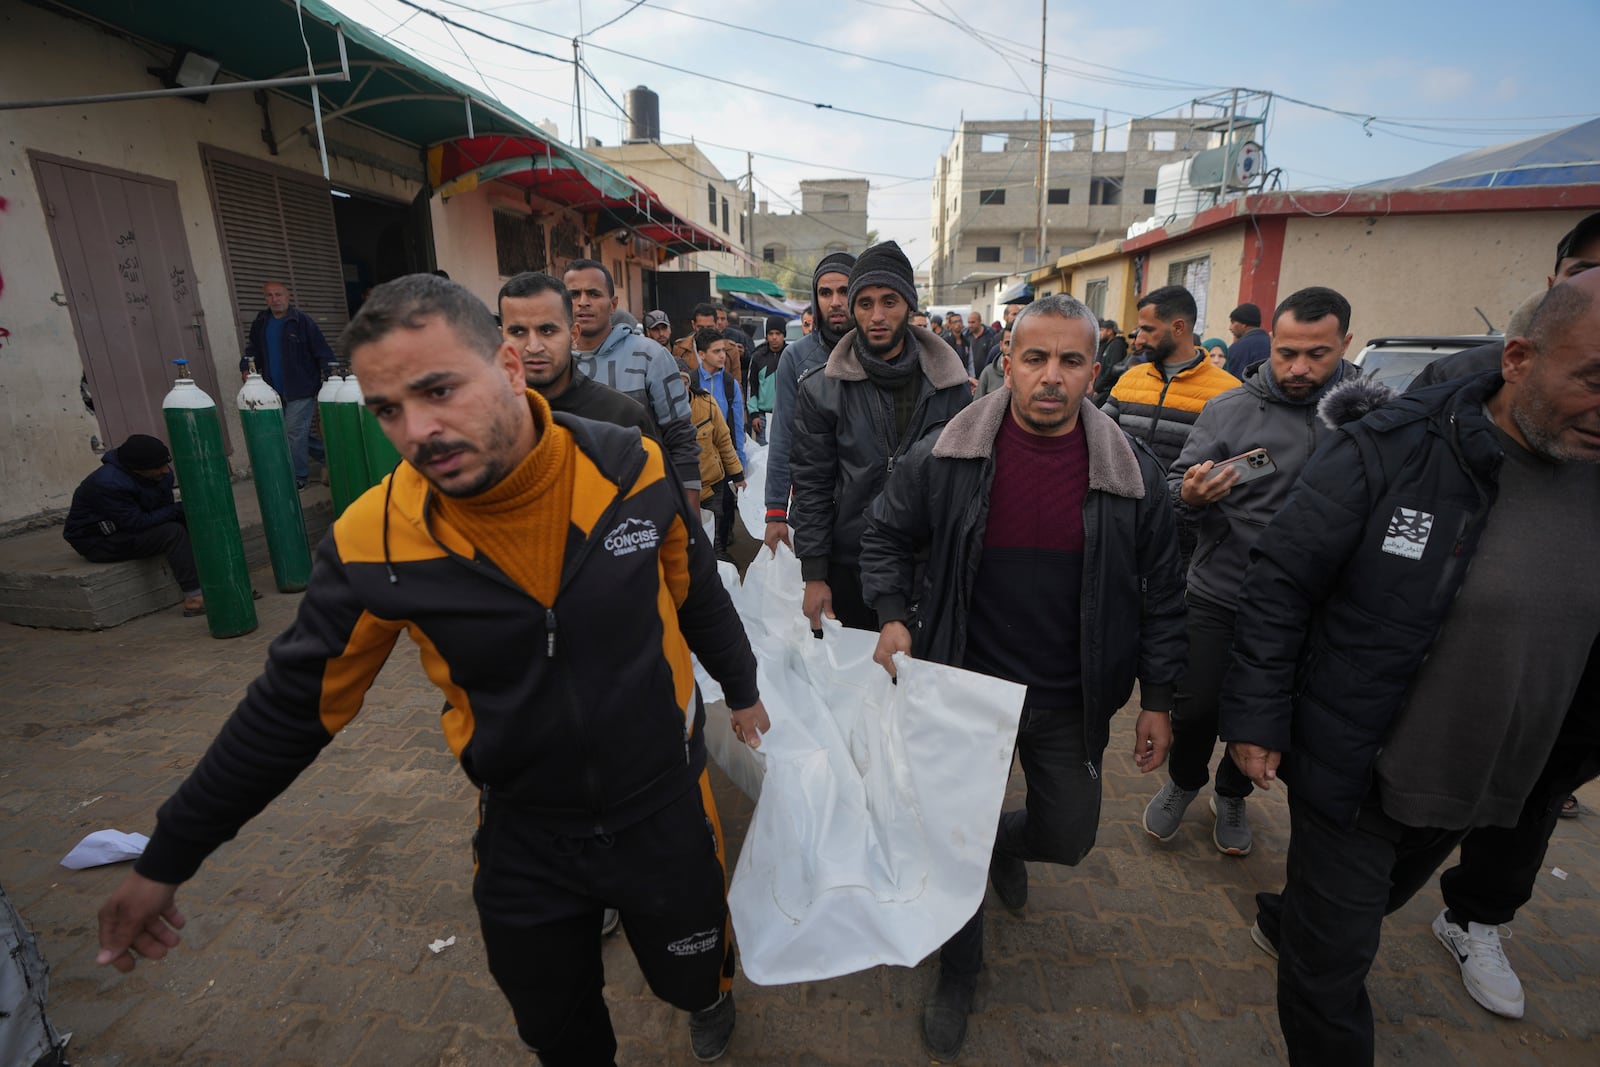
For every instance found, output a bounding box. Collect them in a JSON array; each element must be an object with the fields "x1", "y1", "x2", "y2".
[{"x1": 1142, "y1": 287, "x2": 1356, "y2": 856}]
